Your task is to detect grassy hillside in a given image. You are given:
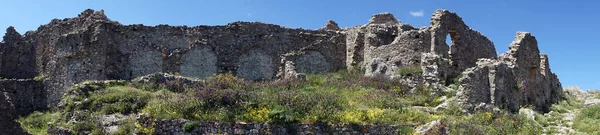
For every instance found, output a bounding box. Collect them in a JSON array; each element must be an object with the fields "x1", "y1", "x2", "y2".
[{"x1": 18, "y1": 71, "x2": 550, "y2": 134}]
